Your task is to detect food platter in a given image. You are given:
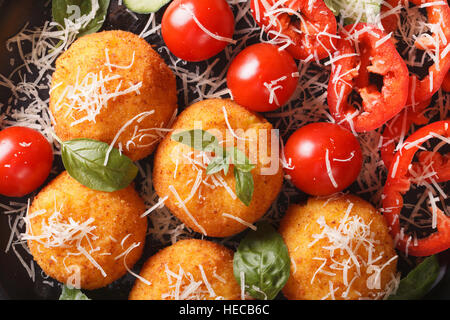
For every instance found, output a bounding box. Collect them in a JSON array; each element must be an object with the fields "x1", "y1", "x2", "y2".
[{"x1": 0, "y1": 0, "x2": 449, "y2": 301}]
